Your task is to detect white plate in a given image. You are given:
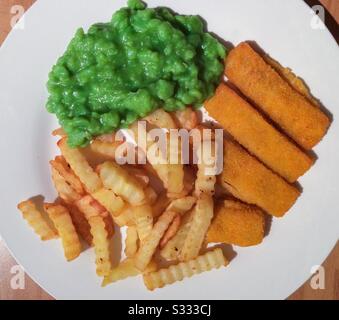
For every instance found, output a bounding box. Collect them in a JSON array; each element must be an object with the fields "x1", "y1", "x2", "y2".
[{"x1": 0, "y1": 0, "x2": 338, "y2": 300}]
